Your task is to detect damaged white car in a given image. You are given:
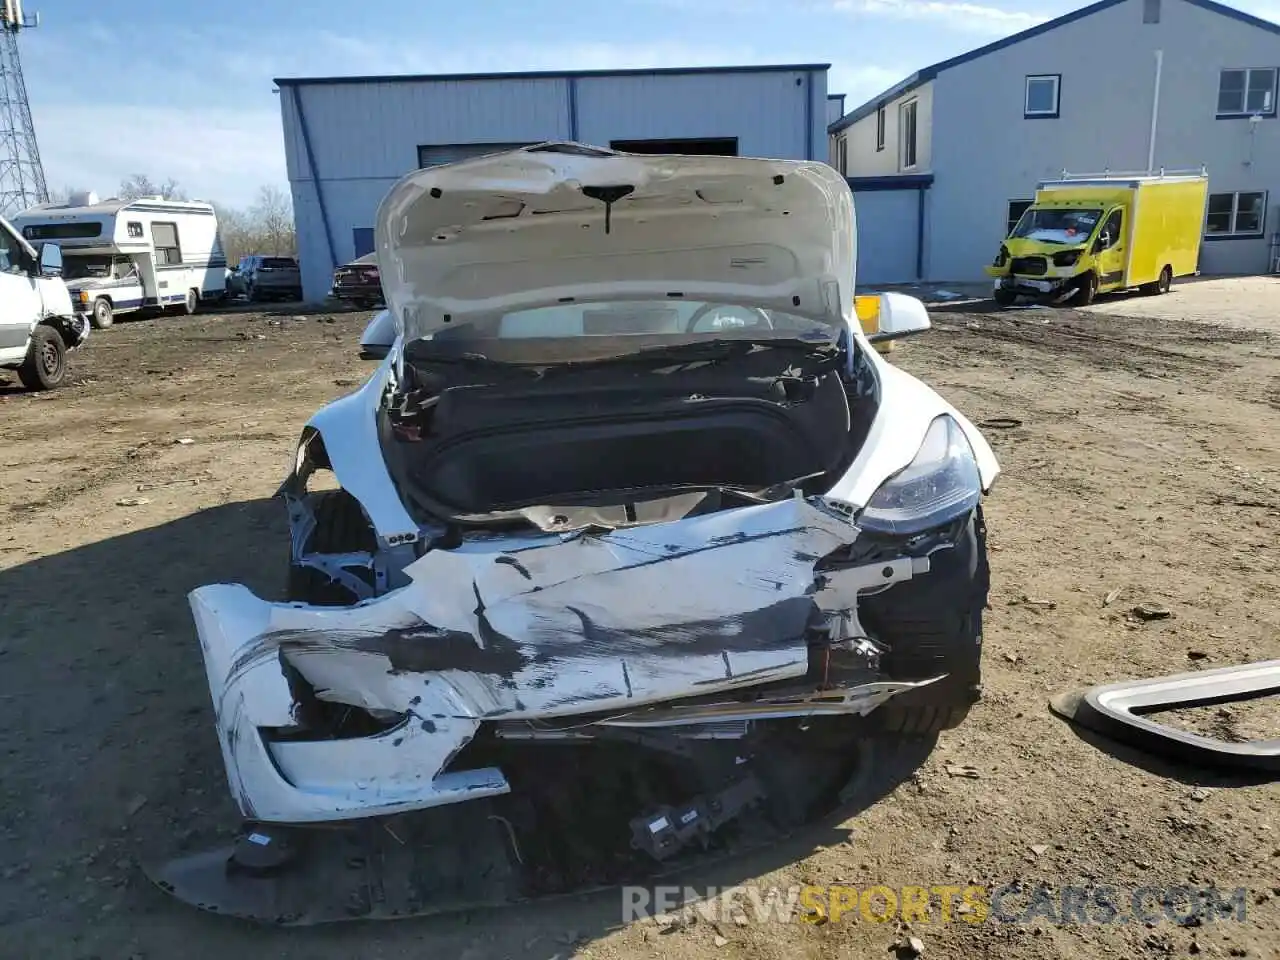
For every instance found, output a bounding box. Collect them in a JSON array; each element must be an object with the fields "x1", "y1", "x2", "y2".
[{"x1": 156, "y1": 143, "x2": 998, "y2": 924}]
